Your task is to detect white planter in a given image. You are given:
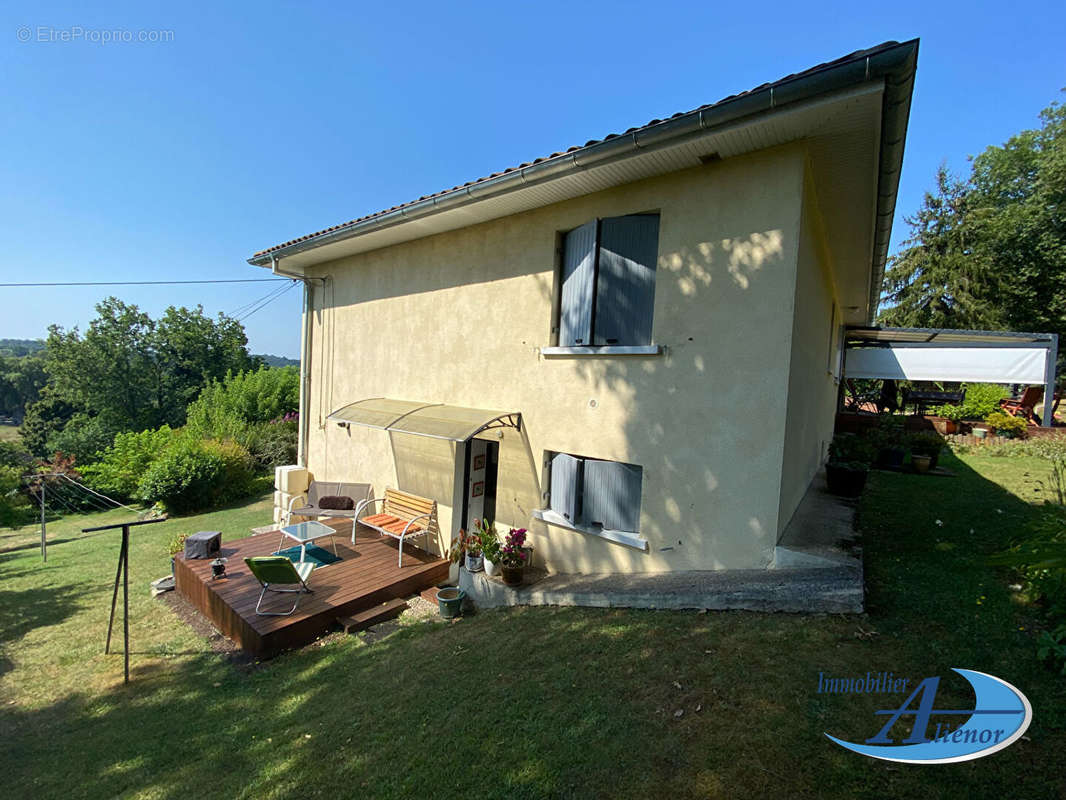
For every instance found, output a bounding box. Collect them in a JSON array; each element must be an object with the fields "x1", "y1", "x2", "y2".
[
  {"x1": 464, "y1": 553, "x2": 484, "y2": 573},
  {"x1": 484, "y1": 556, "x2": 499, "y2": 577}
]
